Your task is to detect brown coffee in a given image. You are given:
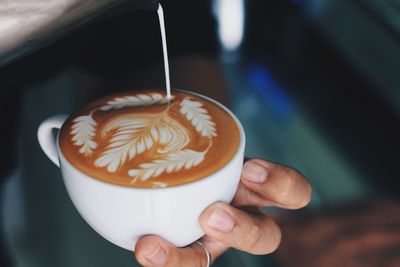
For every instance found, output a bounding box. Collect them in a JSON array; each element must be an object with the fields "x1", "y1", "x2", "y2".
[{"x1": 59, "y1": 90, "x2": 241, "y2": 188}]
